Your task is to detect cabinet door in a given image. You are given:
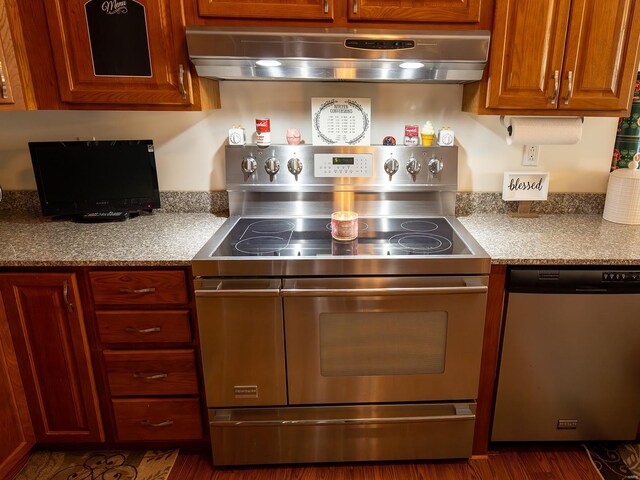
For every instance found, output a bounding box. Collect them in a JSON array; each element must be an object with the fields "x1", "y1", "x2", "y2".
[
  {"x1": 0, "y1": 294, "x2": 34, "y2": 479},
  {"x1": 45, "y1": 0, "x2": 193, "y2": 105},
  {"x1": 0, "y1": 273, "x2": 105, "y2": 443},
  {"x1": 348, "y1": 0, "x2": 482, "y2": 23},
  {"x1": 197, "y1": 0, "x2": 333, "y2": 20},
  {"x1": 0, "y1": 0, "x2": 31, "y2": 110},
  {"x1": 486, "y1": 0, "x2": 571, "y2": 109},
  {"x1": 560, "y1": 0, "x2": 640, "y2": 111}
]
